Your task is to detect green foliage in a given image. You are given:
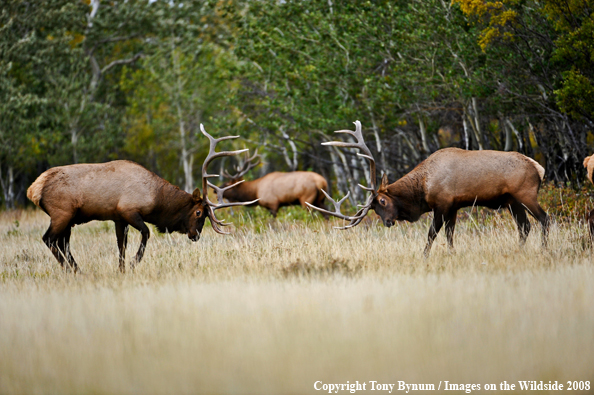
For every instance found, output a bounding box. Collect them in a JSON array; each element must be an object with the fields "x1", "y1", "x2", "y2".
[
  {"x1": 547, "y1": 0, "x2": 594, "y2": 121},
  {"x1": 119, "y1": 1, "x2": 244, "y2": 188},
  {"x1": 539, "y1": 182, "x2": 593, "y2": 222},
  {"x1": 213, "y1": 205, "x2": 328, "y2": 233},
  {"x1": 5, "y1": 0, "x2": 594, "y2": 209}
]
